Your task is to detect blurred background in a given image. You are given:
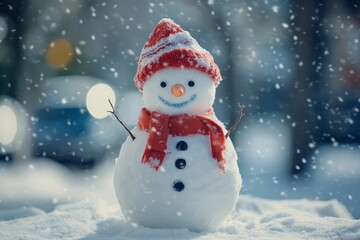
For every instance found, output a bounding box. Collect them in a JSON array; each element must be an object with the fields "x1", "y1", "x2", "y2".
[{"x1": 0, "y1": 0, "x2": 359, "y2": 218}]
